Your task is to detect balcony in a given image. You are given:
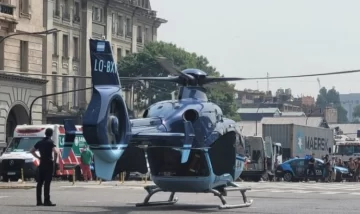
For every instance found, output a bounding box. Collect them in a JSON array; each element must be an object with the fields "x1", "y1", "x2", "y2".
[
  {"x1": 53, "y1": 10, "x2": 60, "y2": 18},
  {"x1": 126, "y1": 31, "x2": 132, "y2": 38},
  {"x1": 0, "y1": 3, "x2": 14, "y2": 16},
  {"x1": 62, "y1": 12, "x2": 70, "y2": 22},
  {"x1": 73, "y1": 14, "x2": 80, "y2": 23},
  {"x1": 117, "y1": 30, "x2": 124, "y2": 37}
]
